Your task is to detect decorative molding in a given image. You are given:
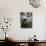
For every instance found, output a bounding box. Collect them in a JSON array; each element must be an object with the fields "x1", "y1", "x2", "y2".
[{"x1": 29, "y1": 0, "x2": 43, "y2": 8}]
